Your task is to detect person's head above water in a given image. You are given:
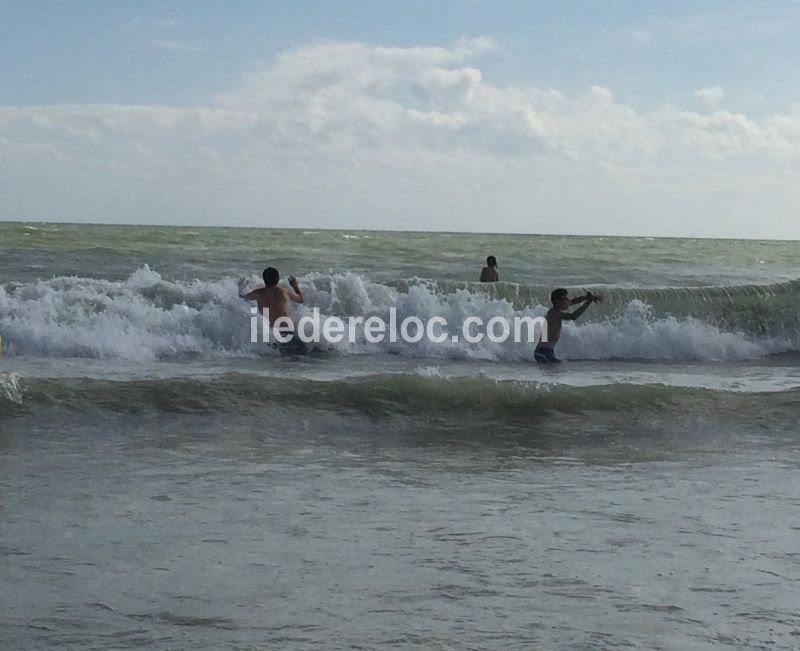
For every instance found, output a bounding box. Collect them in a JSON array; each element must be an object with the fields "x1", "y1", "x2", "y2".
[
  {"x1": 263, "y1": 267, "x2": 280, "y2": 287},
  {"x1": 486, "y1": 255, "x2": 497, "y2": 268},
  {"x1": 551, "y1": 288, "x2": 569, "y2": 308}
]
